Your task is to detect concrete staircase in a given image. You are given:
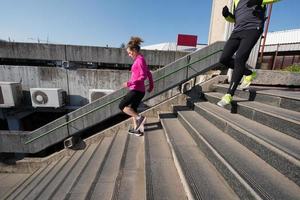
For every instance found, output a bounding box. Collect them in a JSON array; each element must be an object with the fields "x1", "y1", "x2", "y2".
[
  {"x1": 159, "y1": 84, "x2": 300, "y2": 199},
  {"x1": 1, "y1": 84, "x2": 300, "y2": 199}
]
